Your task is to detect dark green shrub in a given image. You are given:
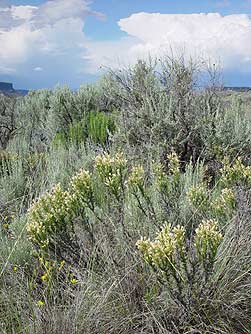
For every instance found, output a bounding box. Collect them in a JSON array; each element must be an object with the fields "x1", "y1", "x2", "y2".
[{"x1": 87, "y1": 111, "x2": 115, "y2": 145}]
